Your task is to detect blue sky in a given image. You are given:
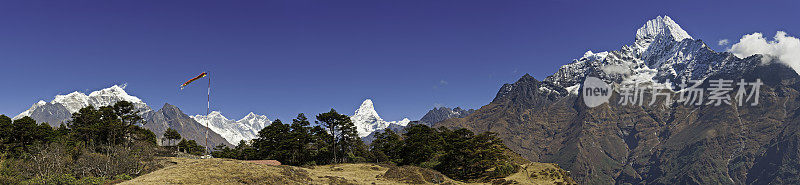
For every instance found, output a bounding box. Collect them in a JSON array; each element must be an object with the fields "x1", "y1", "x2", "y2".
[{"x1": 1, "y1": 0, "x2": 799, "y2": 121}]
